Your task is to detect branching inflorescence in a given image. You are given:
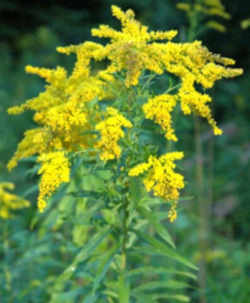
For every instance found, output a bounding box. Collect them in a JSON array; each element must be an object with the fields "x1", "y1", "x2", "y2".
[
  {"x1": 8, "y1": 5, "x2": 242, "y2": 220},
  {"x1": 177, "y1": 0, "x2": 231, "y2": 32}
]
